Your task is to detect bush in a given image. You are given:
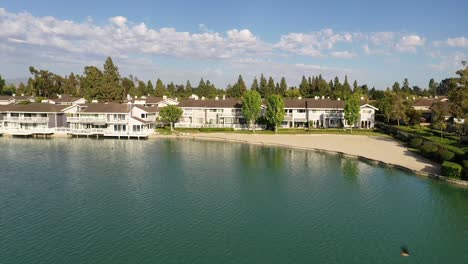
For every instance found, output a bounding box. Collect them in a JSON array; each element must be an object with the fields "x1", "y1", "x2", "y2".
[
  {"x1": 419, "y1": 143, "x2": 438, "y2": 158},
  {"x1": 441, "y1": 161, "x2": 463, "y2": 179},
  {"x1": 463, "y1": 161, "x2": 468, "y2": 181},
  {"x1": 437, "y1": 148, "x2": 455, "y2": 162},
  {"x1": 199, "y1": 127, "x2": 234, "y2": 132},
  {"x1": 410, "y1": 138, "x2": 423, "y2": 148}
]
